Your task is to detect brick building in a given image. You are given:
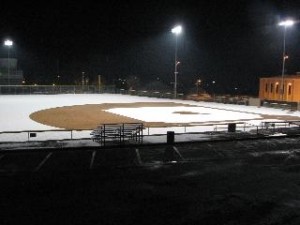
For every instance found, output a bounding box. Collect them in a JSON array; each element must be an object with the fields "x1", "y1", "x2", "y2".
[{"x1": 259, "y1": 75, "x2": 300, "y2": 102}]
